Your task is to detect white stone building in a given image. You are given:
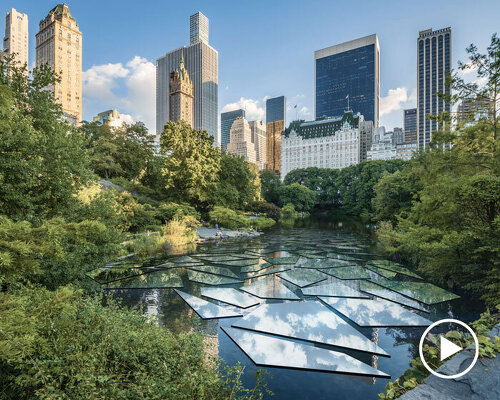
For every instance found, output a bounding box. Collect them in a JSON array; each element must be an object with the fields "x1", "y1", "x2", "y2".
[
  {"x1": 281, "y1": 111, "x2": 373, "y2": 180},
  {"x1": 227, "y1": 116, "x2": 257, "y2": 164}
]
